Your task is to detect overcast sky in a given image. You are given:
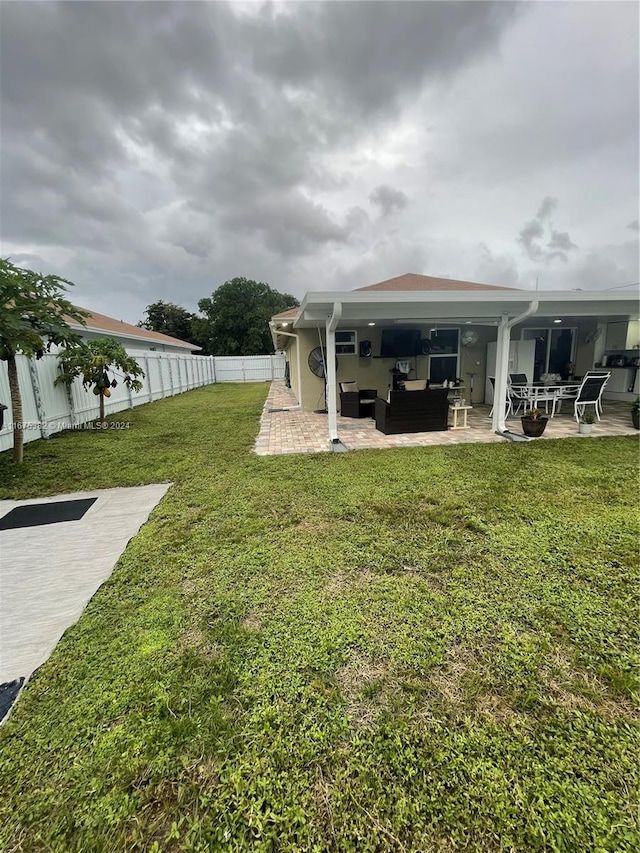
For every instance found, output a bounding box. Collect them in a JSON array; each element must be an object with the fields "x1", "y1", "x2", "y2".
[{"x1": 1, "y1": 1, "x2": 638, "y2": 323}]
